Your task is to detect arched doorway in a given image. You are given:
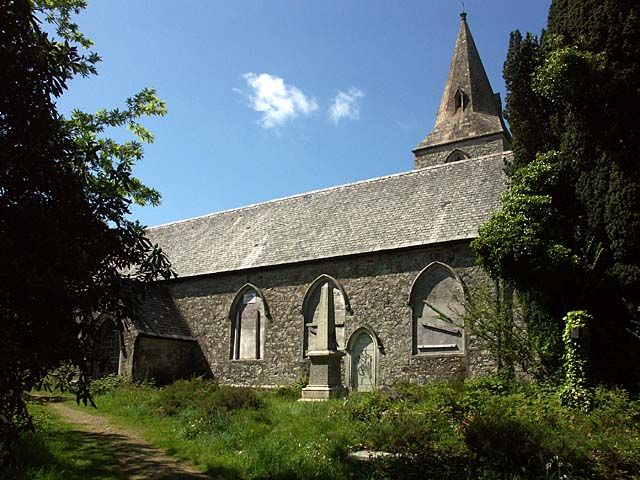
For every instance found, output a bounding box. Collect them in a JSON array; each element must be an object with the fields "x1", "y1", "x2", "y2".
[
  {"x1": 347, "y1": 329, "x2": 378, "y2": 392},
  {"x1": 92, "y1": 319, "x2": 123, "y2": 378}
]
